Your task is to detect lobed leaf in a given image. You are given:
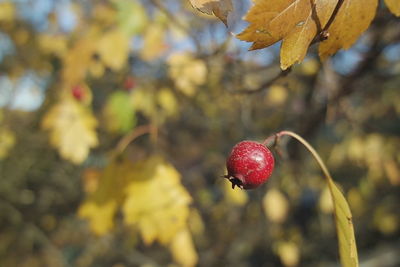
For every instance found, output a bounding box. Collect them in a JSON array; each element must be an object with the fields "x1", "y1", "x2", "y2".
[{"x1": 189, "y1": 0, "x2": 233, "y2": 25}]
